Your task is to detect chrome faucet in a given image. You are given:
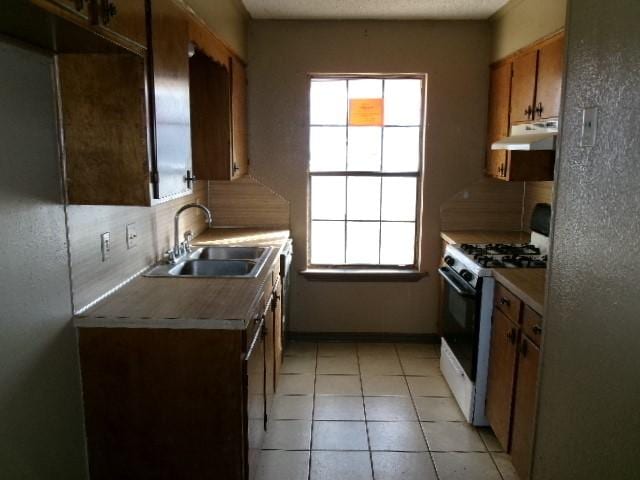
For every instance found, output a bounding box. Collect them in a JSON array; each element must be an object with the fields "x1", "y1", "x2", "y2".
[{"x1": 168, "y1": 203, "x2": 213, "y2": 263}]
